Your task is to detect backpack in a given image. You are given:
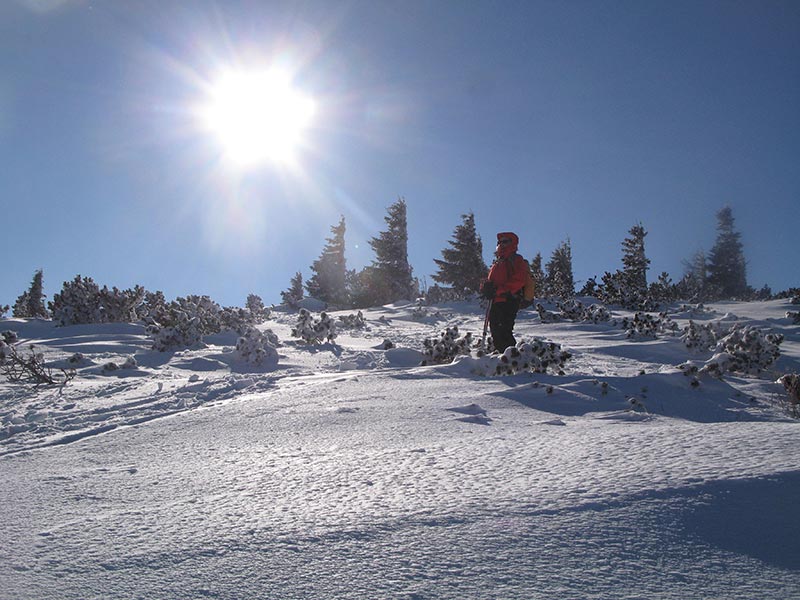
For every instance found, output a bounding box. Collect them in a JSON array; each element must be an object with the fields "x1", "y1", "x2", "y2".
[{"x1": 521, "y1": 261, "x2": 536, "y2": 305}]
